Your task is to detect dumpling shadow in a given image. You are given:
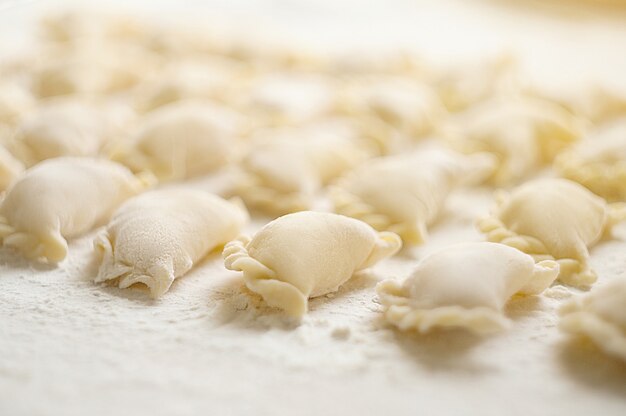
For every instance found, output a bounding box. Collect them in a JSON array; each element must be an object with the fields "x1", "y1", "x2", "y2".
[
  {"x1": 308, "y1": 269, "x2": 381, "y2": 311},
  {"x1": 0, "y1": 247, "x2": 58, "y2": 272},
  {"x1": 505, "y1": 294, "x2": 542, "y2": 321},
  {"x1": 557, "y1": 337, "x2": 626, "y2": 397}
]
